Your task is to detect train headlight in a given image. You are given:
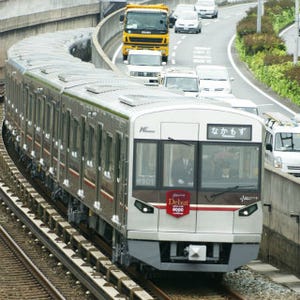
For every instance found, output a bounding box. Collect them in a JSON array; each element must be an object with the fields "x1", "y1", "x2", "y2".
[
  {"x1": 239, "y1": 203, "x2": 258, "y2": 217},
  {"x1": 273, "y1": 157, "x2": 282, "y2": 169},
  {"x1": 134, "y1": 200, "x2": 154, "y2": 214}
]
